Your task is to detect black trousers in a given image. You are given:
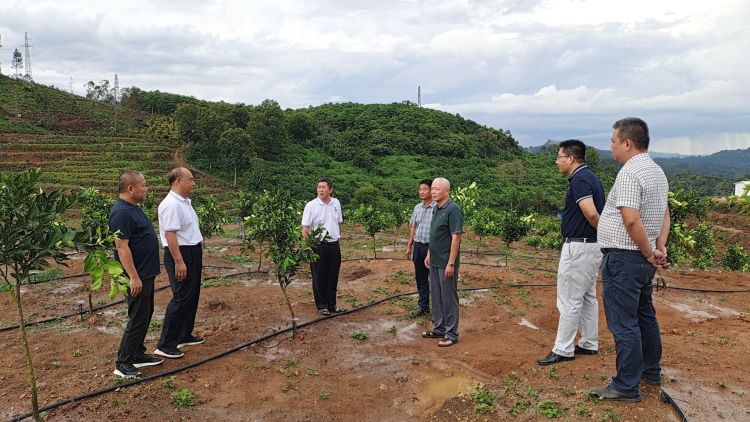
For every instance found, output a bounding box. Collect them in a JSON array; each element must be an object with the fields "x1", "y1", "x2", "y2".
[
  {"x1": 159, "y1": 244, "x2": 202, "y2": 348},
  {"x1": 311, "y1": 241, "x2": 341, "y2": 311},
  {"x1": 412, "y1": 242, "x2": 430, "y2": 313},
  {"x1": 117, "y1": 276, "x2": 156, "y2": 364}
]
